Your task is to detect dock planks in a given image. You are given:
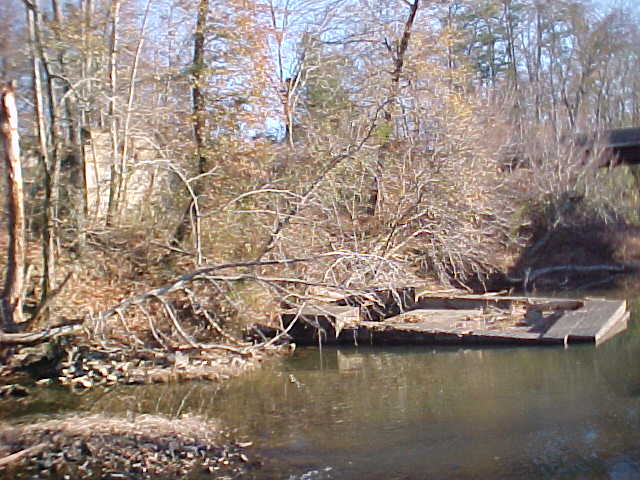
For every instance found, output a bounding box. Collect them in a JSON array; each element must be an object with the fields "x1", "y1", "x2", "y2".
[
  {"x1": 262, "y1": 291, "x2": 629, "y2": 347},
  {"x1": 542, "y1": 298, "x2": 628, "y2": 344}
]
